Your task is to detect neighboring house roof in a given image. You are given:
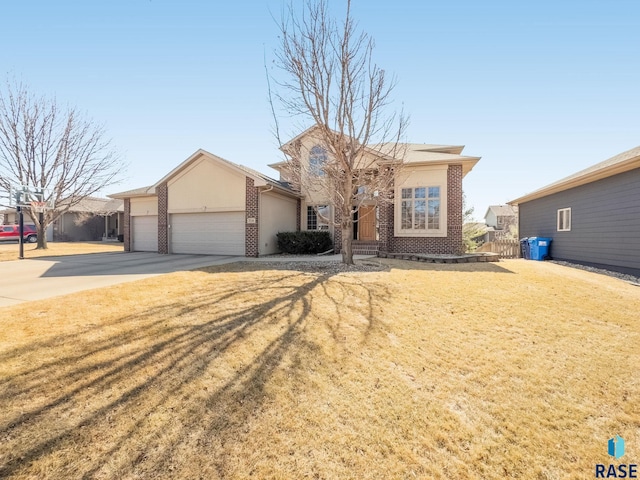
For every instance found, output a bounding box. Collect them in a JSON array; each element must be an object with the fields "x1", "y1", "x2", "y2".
[
  {"x1": 1, "y1": 197, "x2": 123, "y2": 214},
  {"x1": 103, "y1": 198, "x2": 125, "y2": 212},
  {"x1": 57, "y1": 196, "x2": 124, "y2": 213},
  {"x1": 274, "y1": 126, "x2": 480, "y2": 176},
  {"x1": 510, "y1": 145, "x2": 640, "y2": 205},
  {"x1": 110, "y1": 149, "x2": 298, "y2": 200},
  {"x1": 484, "y1": 204, "x2": 518, "y2": 220}
]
